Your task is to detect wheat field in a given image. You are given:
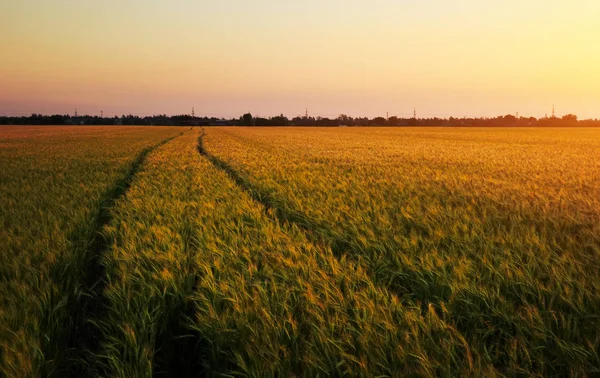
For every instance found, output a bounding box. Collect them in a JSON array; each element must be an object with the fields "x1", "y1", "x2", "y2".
[
  {"x1": 0, "y1": 126, "x2": 184, "y2": 376},
  {"x1": 1, "y1": 126, "x2": 599, "y2": 377}
]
